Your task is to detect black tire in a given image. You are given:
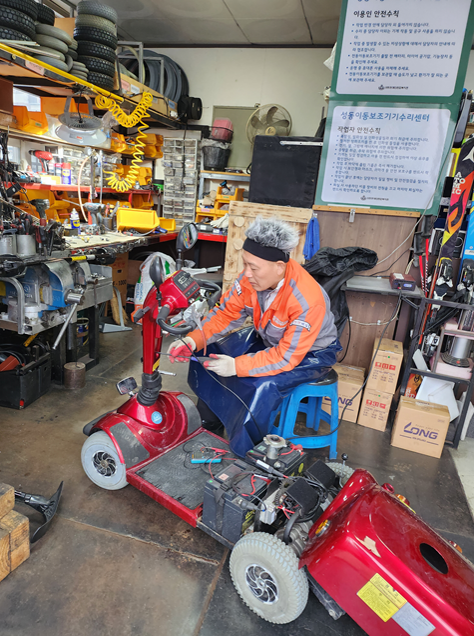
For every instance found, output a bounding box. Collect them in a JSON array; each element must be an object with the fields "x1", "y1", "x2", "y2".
[
  {"x1": 68, "y1": 48, "x2": 78, "y2": 60},
  {"x1": 78, "y1": 55, "x2": 115, "y2": 78},
  {"x1": 77, "y1": 40, "x2": 115, "y2": 63},
  {"x1": 0, "y1": 6, "x2": 35, "y2": 39},
  {"x1": 37, "y1": 2, "x2": 55, "y2": 25},
  {"x1": 74, "y1": 26, "x2": 117, "y2": 49},
  {"x1": 88, "y1": 71, "x2": 114, "y2": 90},
  {"x1": 77, "y1": 1, "x2": 117, "y2": 24},
  {"x1": 75, "y1": 14, "x2": 116, "y2": 34},
  {"x1": 0, "y1": 0, "x2": 37, "y2": 20},
  {"x1": 0, "y1": 24, "x2": 29, "y2": 40}
]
